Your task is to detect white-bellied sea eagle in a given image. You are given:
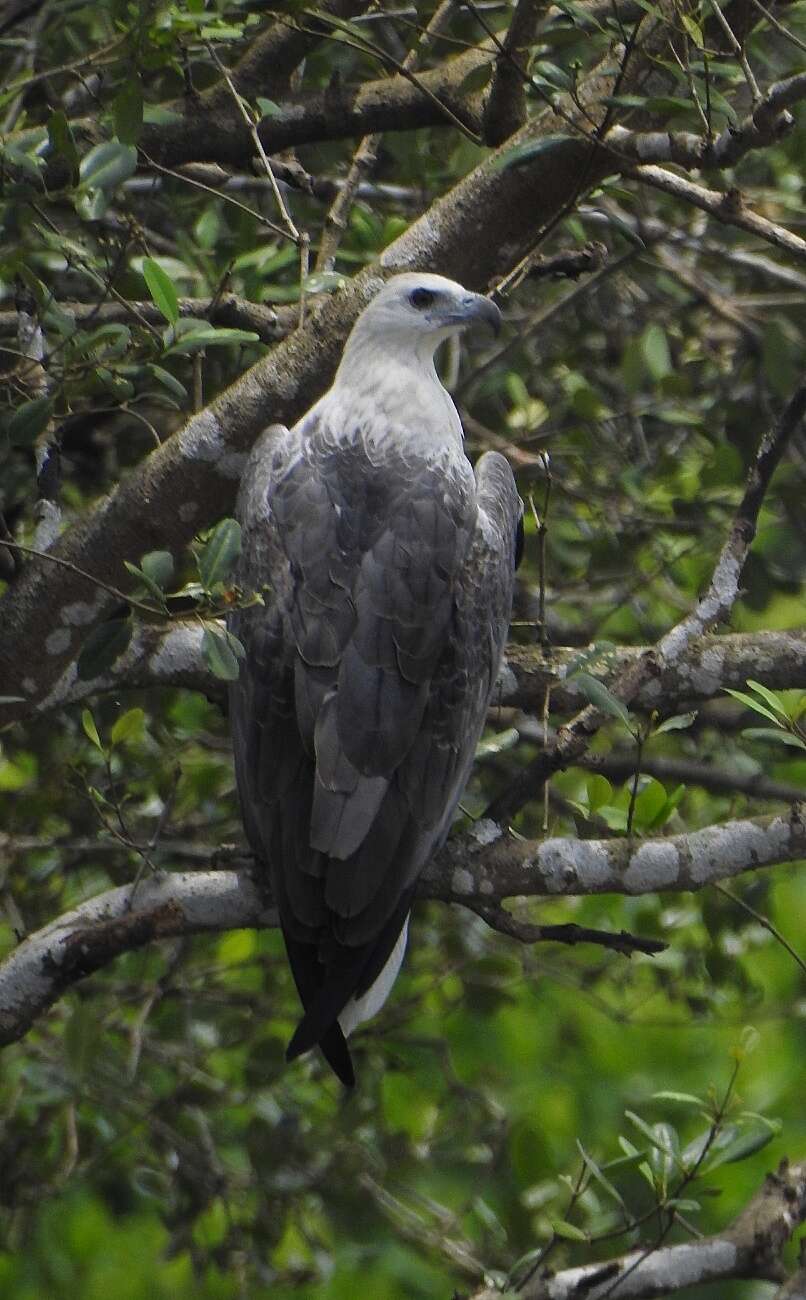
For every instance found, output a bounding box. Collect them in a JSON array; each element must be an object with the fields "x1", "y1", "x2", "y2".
[{"x1": 229, "y1": 273, "x2": 522, "y2": 1085}]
